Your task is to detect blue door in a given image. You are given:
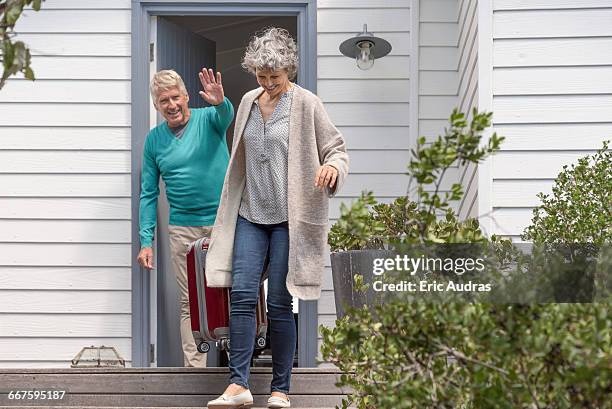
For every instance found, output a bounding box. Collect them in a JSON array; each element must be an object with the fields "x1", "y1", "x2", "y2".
[{"x1": 155, "y1": 16, "x2": 217, "y2": 367}]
